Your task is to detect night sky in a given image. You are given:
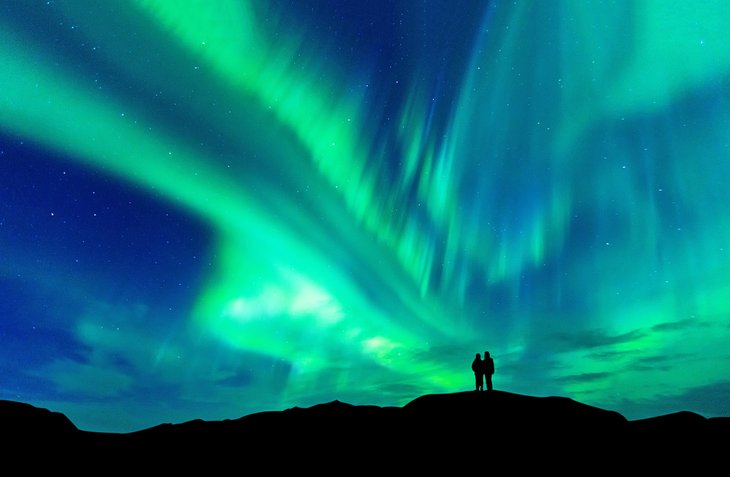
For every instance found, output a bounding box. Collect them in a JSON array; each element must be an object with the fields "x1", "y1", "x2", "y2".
[{"x1": 2, "y1": 0, "x2": 730, "y2": 433}]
